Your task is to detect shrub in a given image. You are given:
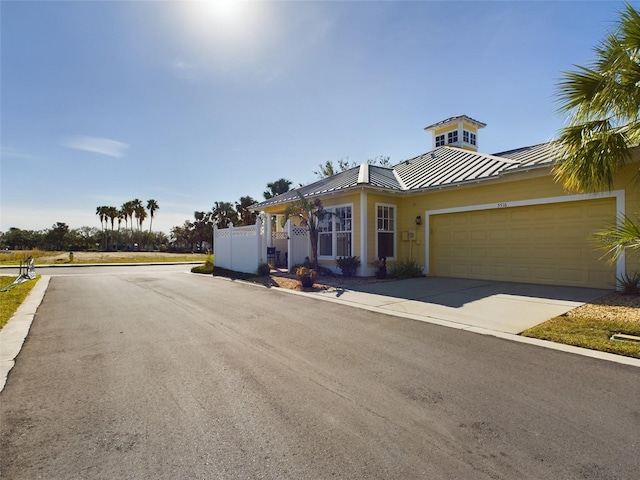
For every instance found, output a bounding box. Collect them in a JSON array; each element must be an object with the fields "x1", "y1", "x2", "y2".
[
  {"x1": 336, "y1": 256, "x2": 361, "y2": 277},
  {"x1": 389, "y1": 258, "x2": 424, "y2": 279},
  {"x1": 191, "y1": 260, "x2": 213, "y2": 274},
  {"x1": 617, "y1": 271, "x2": 640, "y2": 295},
  {"x1": 371, "y1": 257, "x2": 387, "y2": 279},
  {"x1": 257, "y1": 263, "x2": 271, "y2": 276},
  {"x1": 295, "y1": 266, "x2": 317, "y2": 288}
]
